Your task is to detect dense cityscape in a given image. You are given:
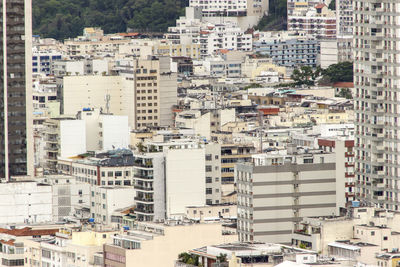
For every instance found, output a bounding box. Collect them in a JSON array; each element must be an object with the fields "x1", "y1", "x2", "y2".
[{"x1": 0, "y1": 0, "x2": 398, "y2": 266}]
